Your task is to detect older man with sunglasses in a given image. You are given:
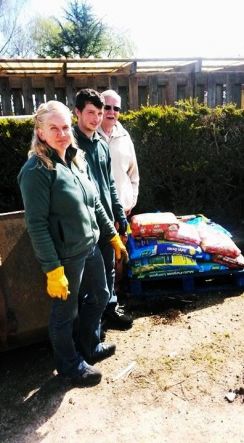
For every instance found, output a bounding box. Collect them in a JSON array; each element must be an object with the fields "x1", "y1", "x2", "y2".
[
  {"x1": 98, "y1": 90, "x2": 139, "y2": 329},
  {"x1": 98, "y1": 90, "x2": 139, "y2": 217}
]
